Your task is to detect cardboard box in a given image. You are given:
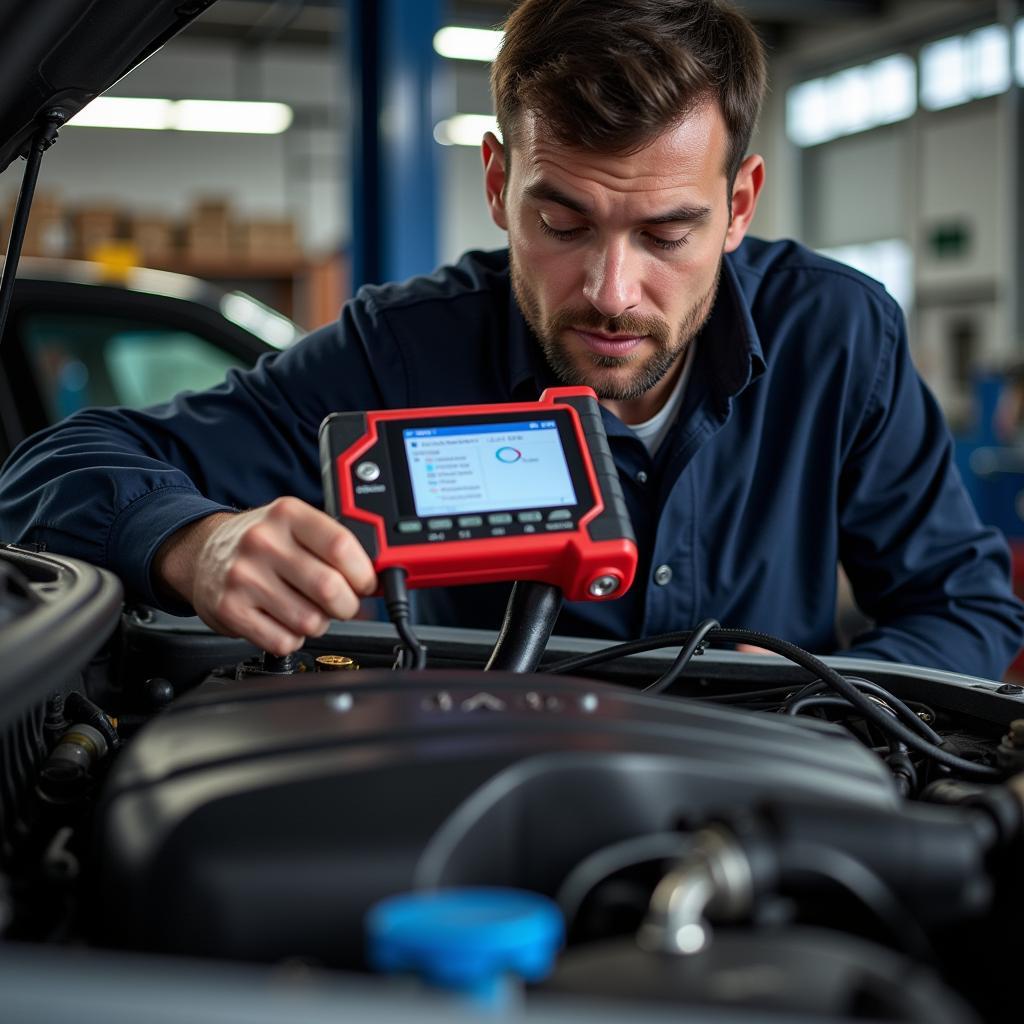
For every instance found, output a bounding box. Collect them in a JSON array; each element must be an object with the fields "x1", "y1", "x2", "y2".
[
  {"x1": 184, "y1": 197, "x2": 235, "y2": 262},
  {"x1": 235, "y1": 218, "x2": 301, "y2": 262},
  {"x1": 183, "y1": 222, "x2": 233, "y2": 262},
  {"x1": 129, "y1": 214, "x2": 178, "y2": 264},
  {"x1": 4, "y1": 192, "x2": 68, "y2": 257},
  {"x1": 72, "y1": 206, "x2": 122, "y2": 259}
]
